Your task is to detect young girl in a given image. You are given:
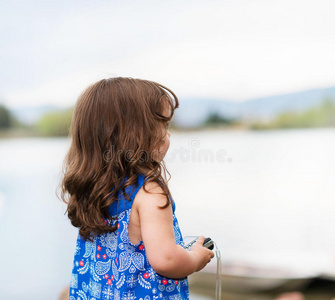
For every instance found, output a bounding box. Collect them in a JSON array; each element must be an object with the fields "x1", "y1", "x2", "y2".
[{"x1": 60, "y1": 77, "x2": 214, "y2": 300}]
